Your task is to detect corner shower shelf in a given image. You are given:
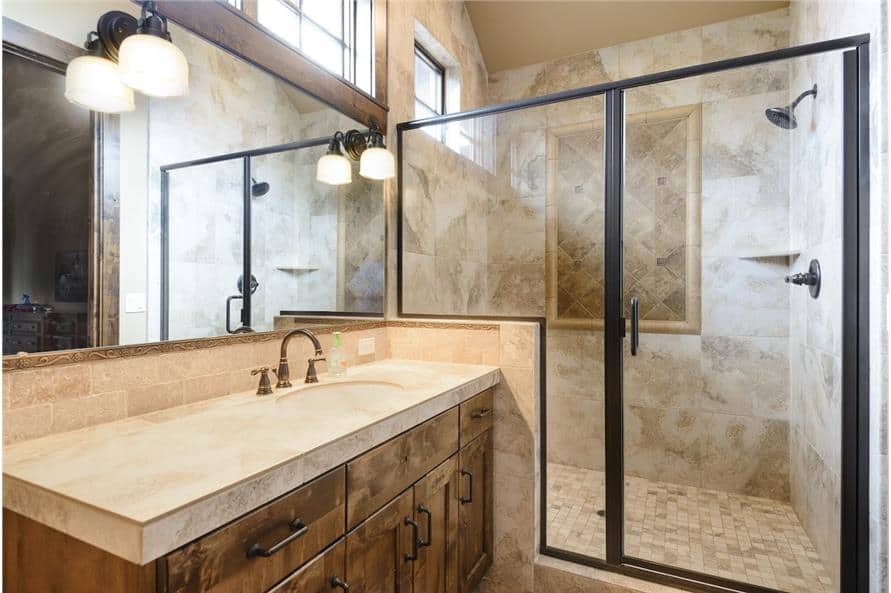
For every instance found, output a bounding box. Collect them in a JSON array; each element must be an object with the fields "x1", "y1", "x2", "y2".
[
  {"x1": 275, "y1": 264, "x2": 320, "y2": 272},
  {"x1": 736, "y1": 248, "x2": 802, "y2": 259}
]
